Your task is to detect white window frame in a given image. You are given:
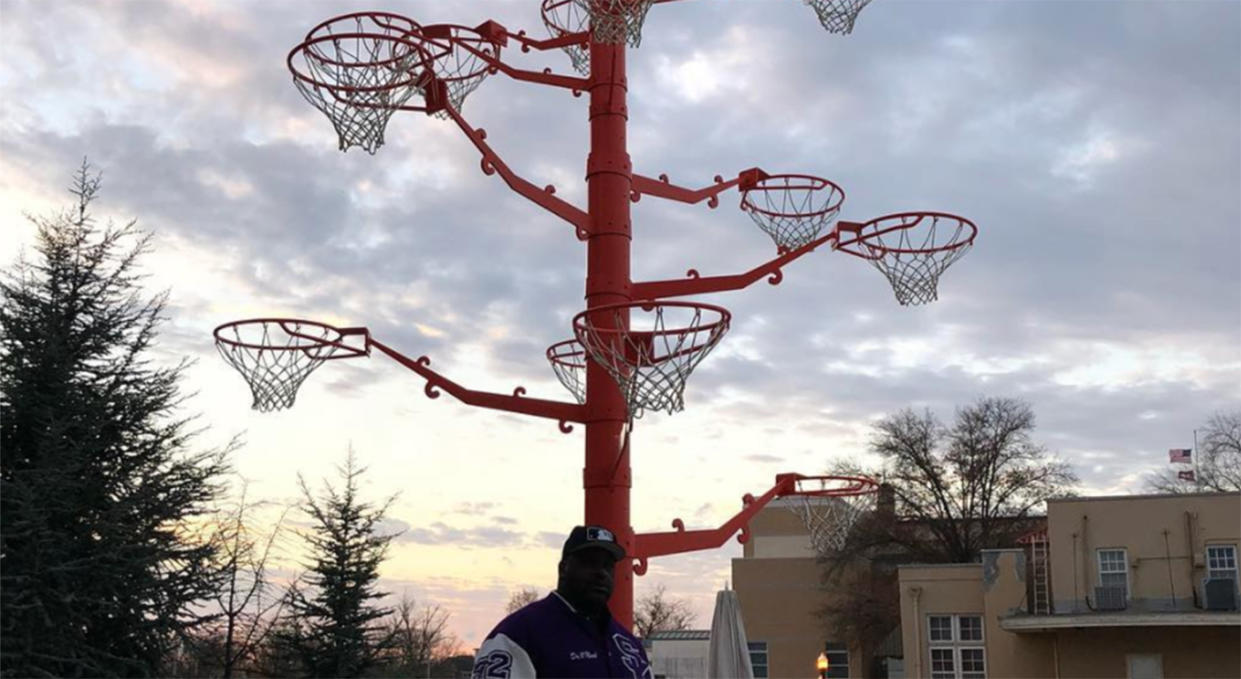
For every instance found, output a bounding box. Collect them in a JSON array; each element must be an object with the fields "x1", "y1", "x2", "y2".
[
  {"x1": 1096, "y1": 547, "x2": 1130, "y2": 600},
  {"x1": 824, "y1": 641, "x2": 849, "y2": 678},
  {"x1": 1206, "y1": 544, "x2": 1238, "y2": 583},
  {"x1": 926, "y1": 614, "x2": 987, "y2": 679},
  {"x1": 747, "y1": 641, "x2": 768, "y2": 679},
  {"x1": 929, "y1": 647, "x2": 955, "y2": 679},
  {"x1": 959, "y1": 647, "x2": 987, "y2": 679},
  {"x1": 928, "y1": 615, "x2": 954, "y2": 642},
  {"x1": 956, "y1": 614, "x2": 984, "y2": 642}
]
